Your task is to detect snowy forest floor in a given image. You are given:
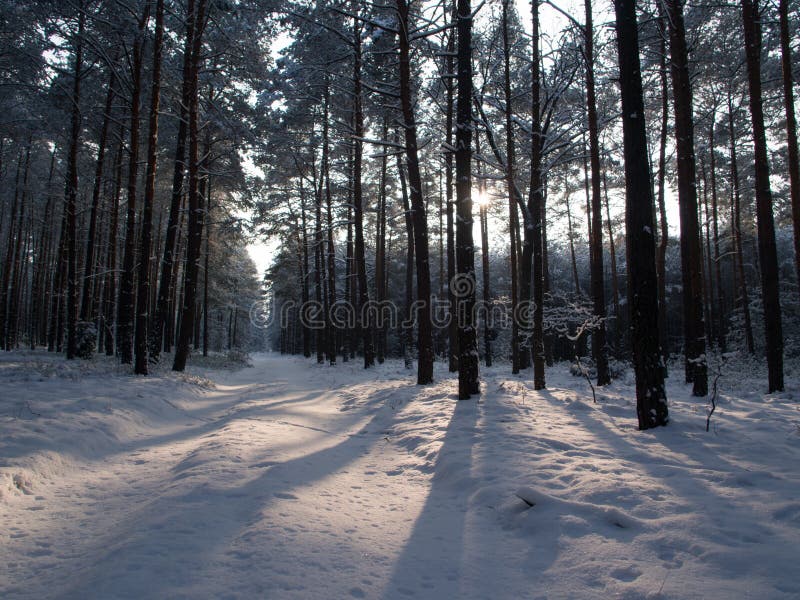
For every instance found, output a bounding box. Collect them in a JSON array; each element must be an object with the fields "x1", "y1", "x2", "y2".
[{"x1": 2, "y1": 351, "x2": 800, "y2": 600}]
